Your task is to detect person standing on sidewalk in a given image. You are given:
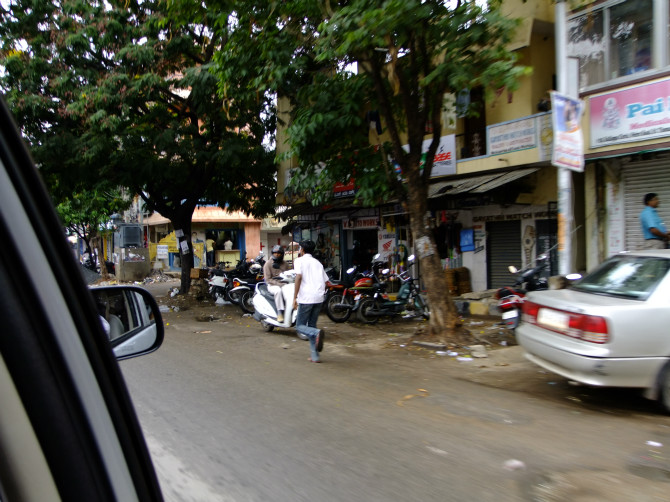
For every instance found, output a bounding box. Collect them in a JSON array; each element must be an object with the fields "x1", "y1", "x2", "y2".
[
  {"x1": 640, "y1": 193, "x2": 670, "y2": 249},
  {"x1": 293, "y1": 239, "x2": 329, "y2": 363}
]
